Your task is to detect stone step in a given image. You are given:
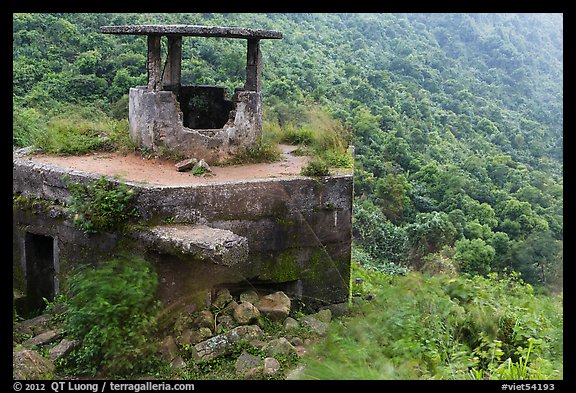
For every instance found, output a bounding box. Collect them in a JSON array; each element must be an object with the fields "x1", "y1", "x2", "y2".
[{"x1": 135, "y1": 224, "x2": 248, "y2": 266}]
